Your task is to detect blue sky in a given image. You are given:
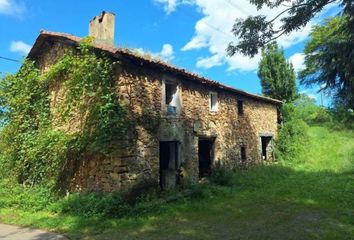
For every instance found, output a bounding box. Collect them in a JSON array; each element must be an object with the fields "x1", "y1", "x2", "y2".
[{"x1": 0, "y1": 0, "x2": 340, "y2": 105}]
